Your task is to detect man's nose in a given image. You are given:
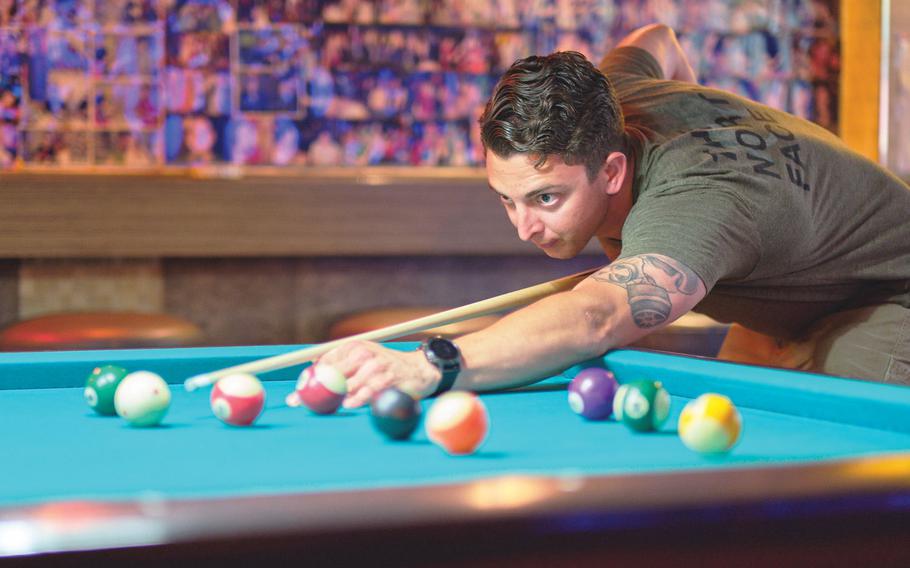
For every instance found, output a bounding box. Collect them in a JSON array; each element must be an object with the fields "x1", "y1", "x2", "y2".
[{"x1": 515, "y1": 208, "x2": 542, "y2": 242}]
